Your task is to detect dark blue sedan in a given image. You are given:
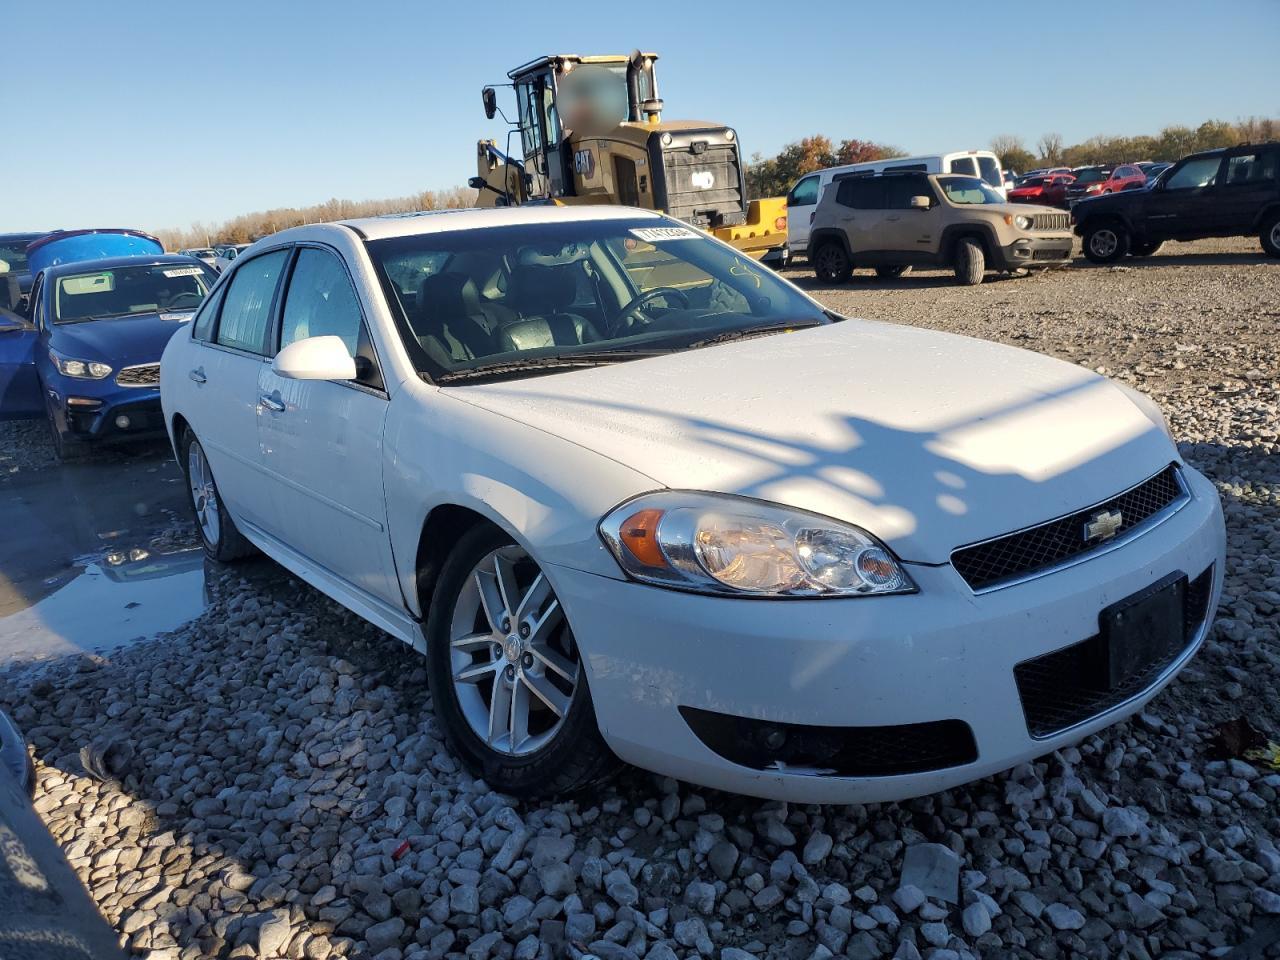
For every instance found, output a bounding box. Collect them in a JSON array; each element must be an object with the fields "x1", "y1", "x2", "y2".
[{"x1": 0, "y1": 254, "x2": 218, "y2": 458}]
